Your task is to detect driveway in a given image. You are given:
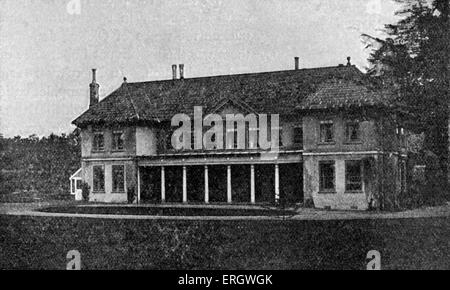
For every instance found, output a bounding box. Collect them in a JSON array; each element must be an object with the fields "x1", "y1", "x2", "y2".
[{"x1": 1, "y1": 201, "x2": 449, "y2": 221}]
